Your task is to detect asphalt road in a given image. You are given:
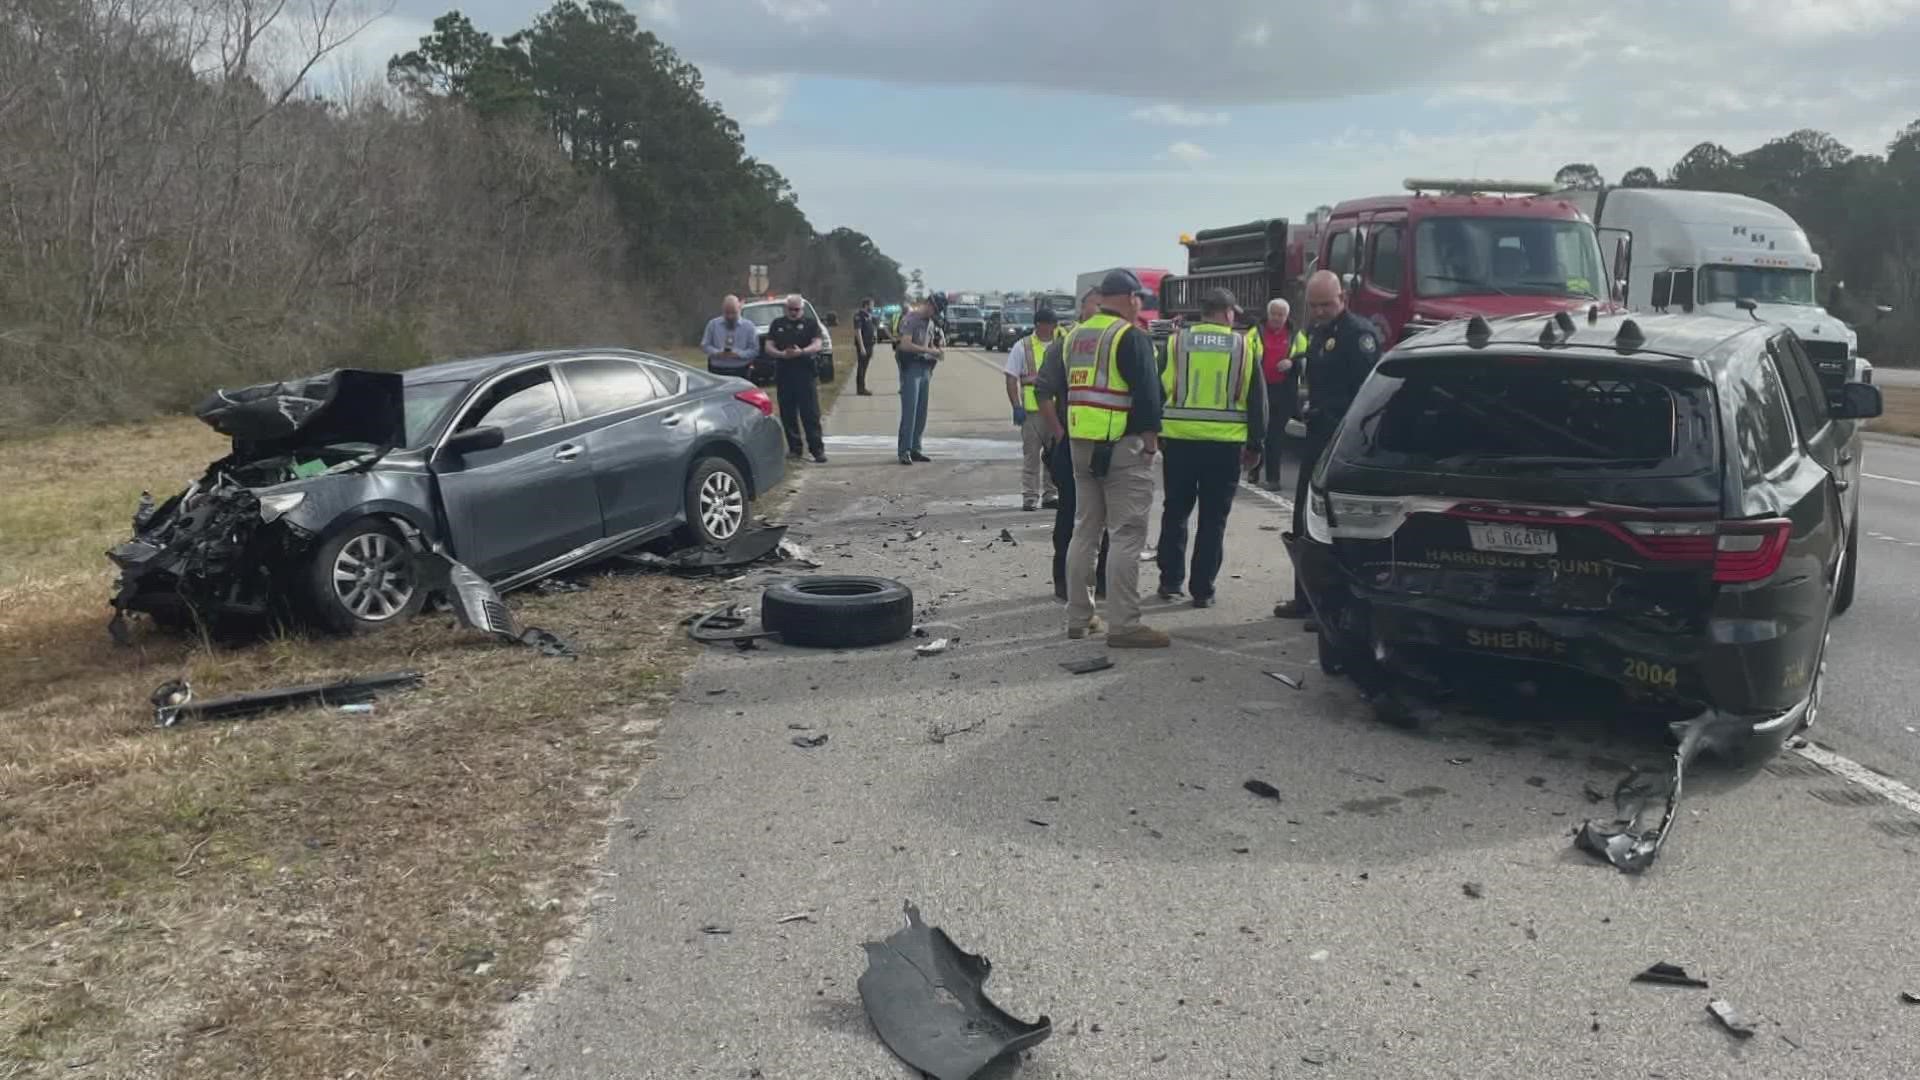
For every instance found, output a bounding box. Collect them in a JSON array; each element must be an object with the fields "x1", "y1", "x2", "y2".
[
  {"x1": 502, "y1": 348, "x2": 1920, "y2": 1080},
  {"x1": 1870, "y1": 365, "x2": 1919, "y2": 388}
]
